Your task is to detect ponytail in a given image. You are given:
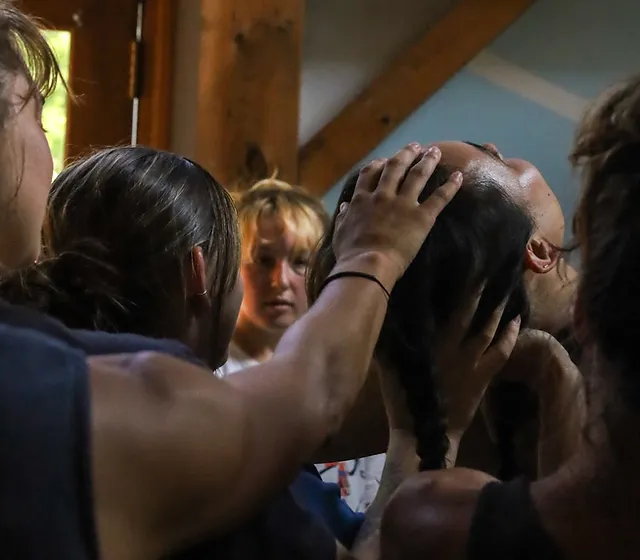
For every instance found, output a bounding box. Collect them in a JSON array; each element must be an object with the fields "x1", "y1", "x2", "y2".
[{"x1": 0, "y1": 241, "x2": 134, "y2": 332}]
